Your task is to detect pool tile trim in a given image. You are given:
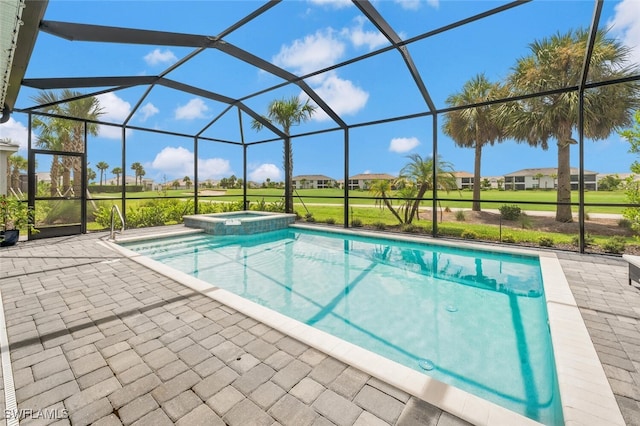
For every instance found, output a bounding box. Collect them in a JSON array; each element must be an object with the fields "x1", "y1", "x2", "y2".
[{"x1": 104, "y1": 227, "x2": 625, "y2": 426}]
